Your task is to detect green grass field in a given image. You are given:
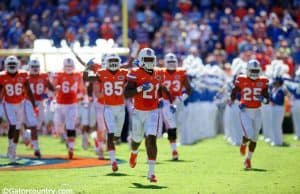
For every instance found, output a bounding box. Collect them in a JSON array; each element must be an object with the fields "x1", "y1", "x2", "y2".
[{"x1": 0, "y1": 135, "x2": 300, "y2": 194}]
